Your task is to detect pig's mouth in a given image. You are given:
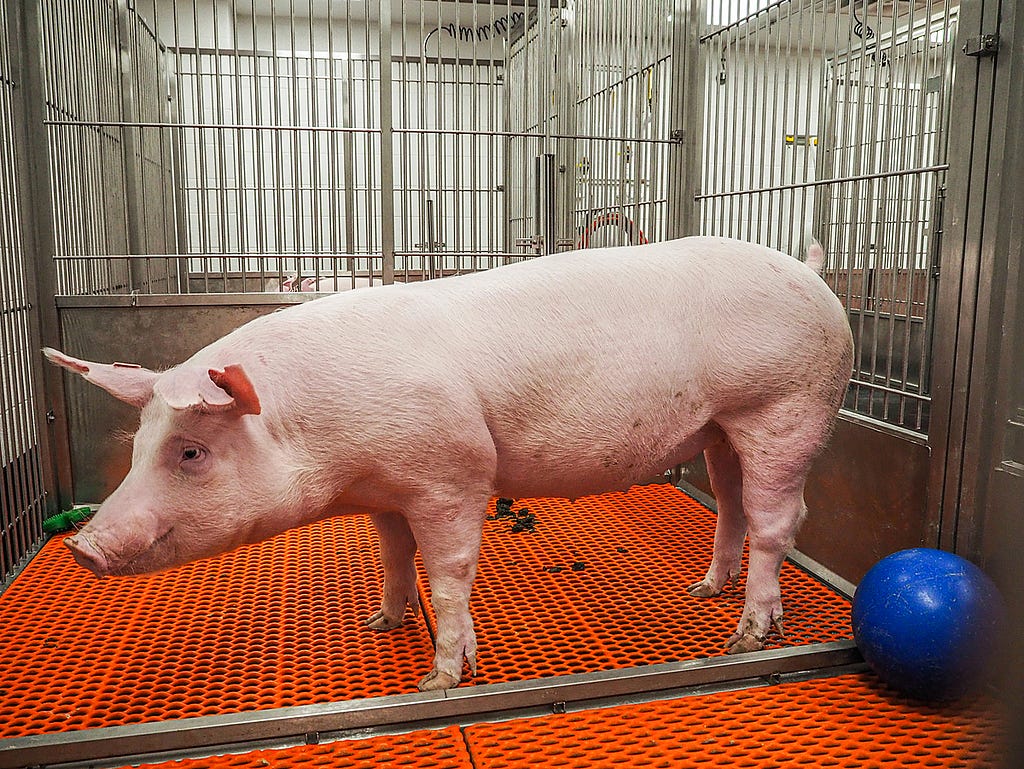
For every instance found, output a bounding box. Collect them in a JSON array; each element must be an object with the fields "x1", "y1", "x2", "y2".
[{"x1": 65, "y1": 527, "x2": 176, "y2": 577}]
